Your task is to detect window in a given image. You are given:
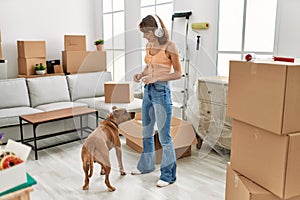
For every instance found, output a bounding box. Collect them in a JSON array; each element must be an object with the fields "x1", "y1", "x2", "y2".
[
  {"x1": 217, "y1": 0, "x2": 278, "y2": 76},
  {"x1": 102, "y1": 0, "x2": 125, "y2": 81}
]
